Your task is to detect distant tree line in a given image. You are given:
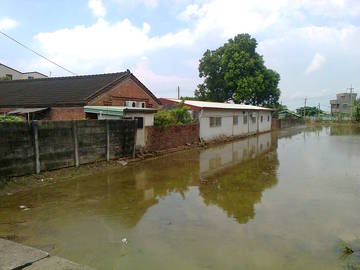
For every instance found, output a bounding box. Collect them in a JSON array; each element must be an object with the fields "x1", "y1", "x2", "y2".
[{"x1": 296, "y1": 106, "x2": 323, "y2": 117}]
